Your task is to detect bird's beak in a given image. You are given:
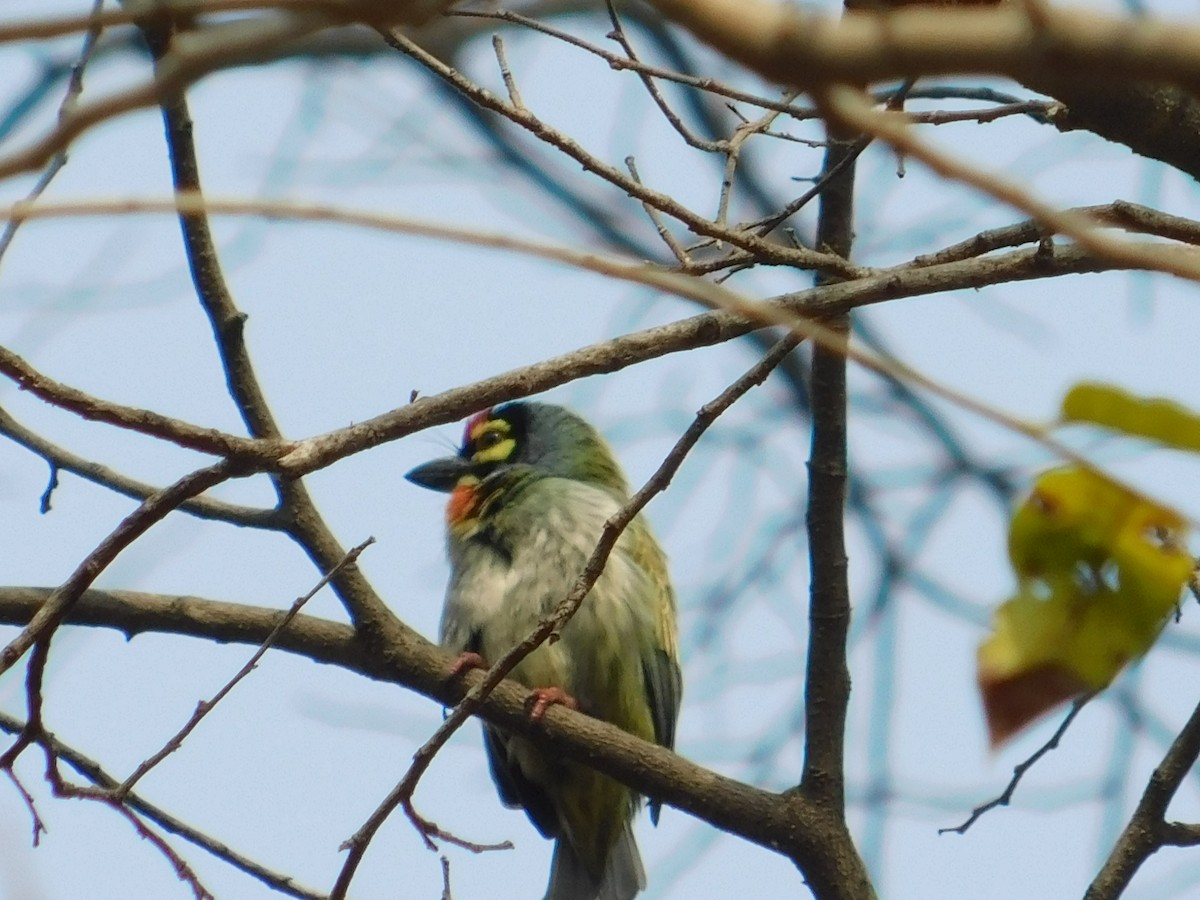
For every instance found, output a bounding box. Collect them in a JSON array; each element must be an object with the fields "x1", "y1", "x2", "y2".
[{"x1": 405, "y1": 456, "x2": 472, "y2": 492}]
